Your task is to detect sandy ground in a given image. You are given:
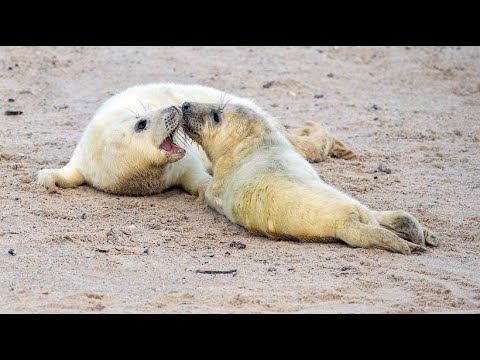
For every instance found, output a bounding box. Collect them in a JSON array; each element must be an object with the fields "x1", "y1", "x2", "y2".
[{"x1": 0, "y1": 46, "x2": 479, "y2": 313}]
